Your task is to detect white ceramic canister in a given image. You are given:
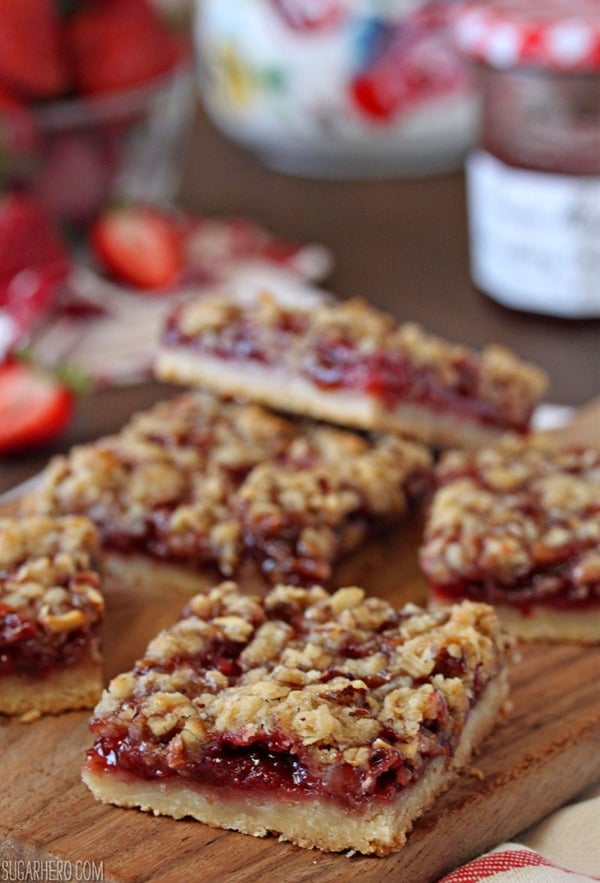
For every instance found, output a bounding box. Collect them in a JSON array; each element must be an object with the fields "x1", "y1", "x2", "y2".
[{"x1": 194, "y1": 0, "x2": 478, "y2": 178}]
